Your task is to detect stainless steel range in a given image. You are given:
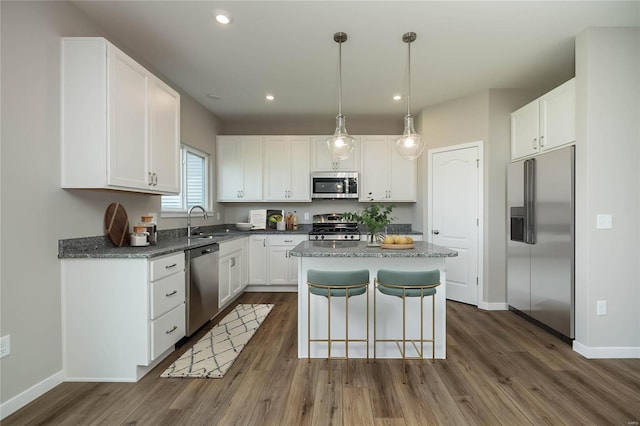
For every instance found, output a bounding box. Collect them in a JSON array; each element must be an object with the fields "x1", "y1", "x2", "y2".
[{"x1": 308, "y1": 213, "x2": 361, "y2": 241}]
